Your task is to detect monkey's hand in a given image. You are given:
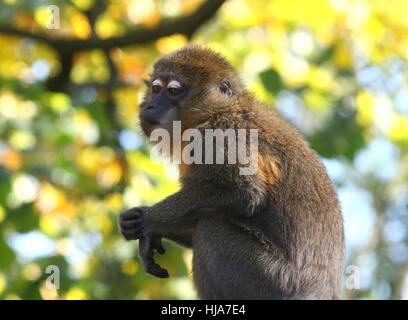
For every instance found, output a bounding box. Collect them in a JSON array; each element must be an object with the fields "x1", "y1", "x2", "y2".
[
  {"x1": 118, "y1": 207, "x2": 146, "y2": 240},
  {"x1": 118, "y1": 207, "x2": 169, "y2": 278}
]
